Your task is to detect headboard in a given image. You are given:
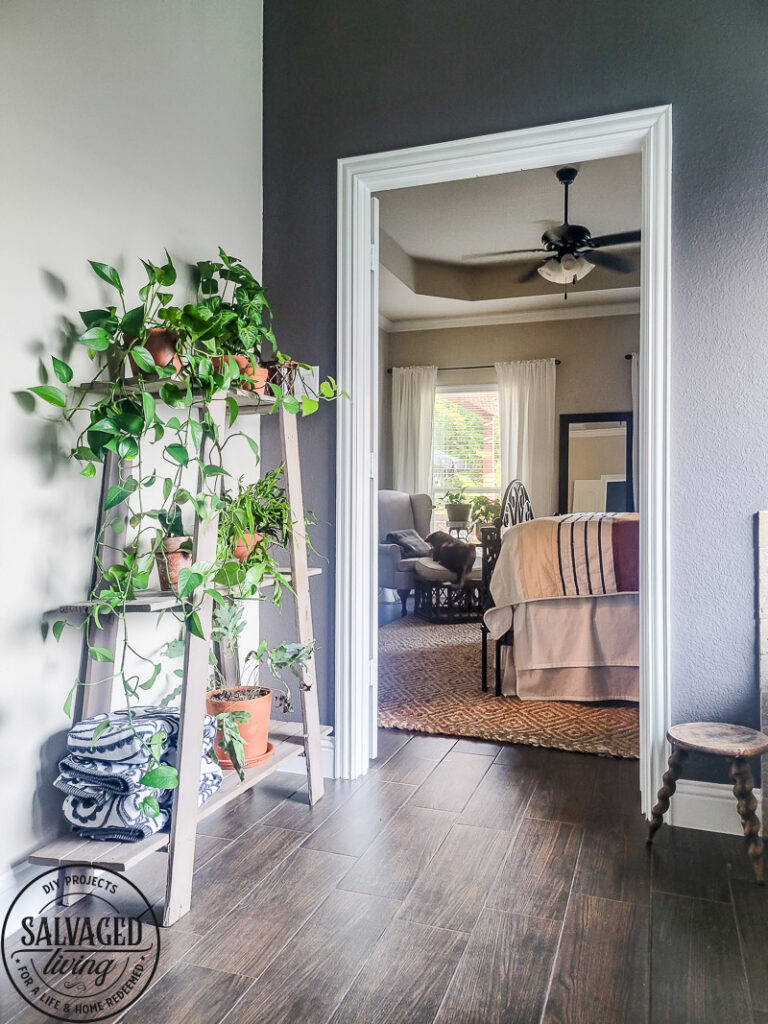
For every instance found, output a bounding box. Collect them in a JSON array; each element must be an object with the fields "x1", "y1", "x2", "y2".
[{"x1": 494, "y1": 479, "x2": 534, "y2": 531}]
